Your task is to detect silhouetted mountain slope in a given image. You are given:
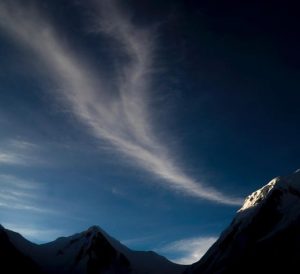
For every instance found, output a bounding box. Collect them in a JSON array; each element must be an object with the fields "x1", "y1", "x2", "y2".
[
  {"x1": 2, "y1": 225, "x2": 185, "y2": 274},
  {"x1": 0, "y1": 225, "x2": 43, "y2": 274},
  {"x1": 187, "y1": 170, "x2": 300, "y2": 274},
  {"x1": 2, "y1": 170, "x2": 300, "y2": 274}
]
